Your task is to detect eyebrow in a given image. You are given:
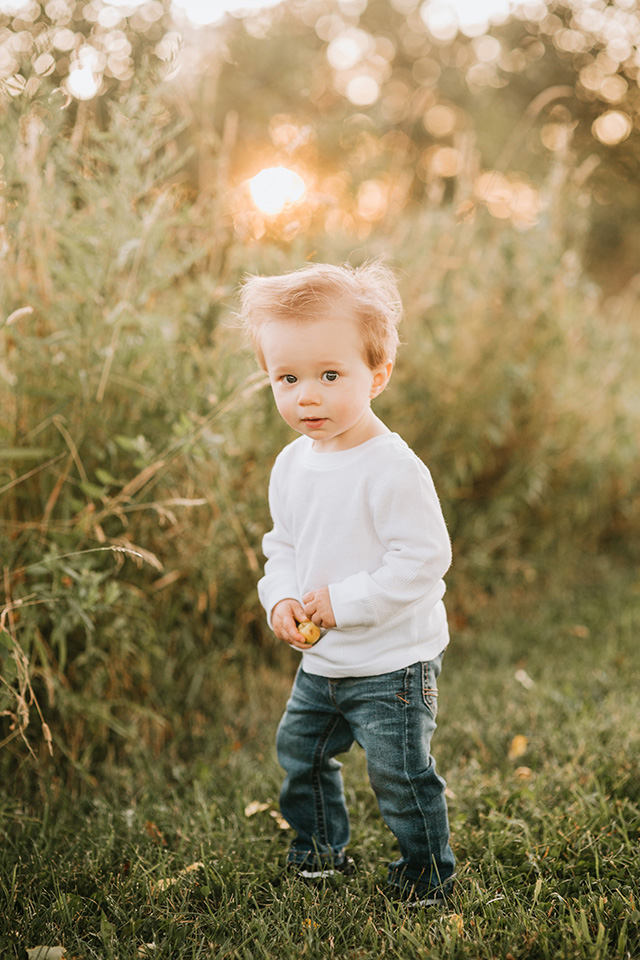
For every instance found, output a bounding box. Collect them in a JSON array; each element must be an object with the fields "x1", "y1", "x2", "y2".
[{"x1": 270, "y1": 360, "x2": 347, "y2": 373}]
